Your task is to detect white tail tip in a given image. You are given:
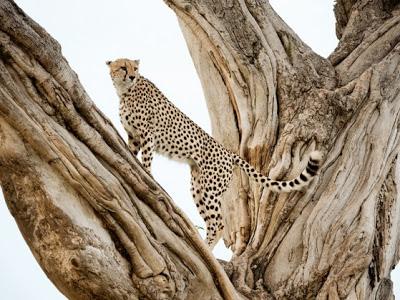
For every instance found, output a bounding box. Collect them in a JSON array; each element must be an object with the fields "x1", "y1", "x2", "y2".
[{"x1": 310, "y1": 150, "x2": 323, "y2": 162}]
